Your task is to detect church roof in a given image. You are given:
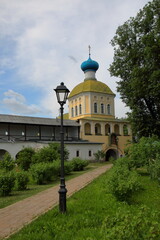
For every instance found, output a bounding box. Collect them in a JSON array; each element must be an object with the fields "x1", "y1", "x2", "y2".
[
  {"x1": 0, "y1": 114, "x2": 79, "y2": 127},
  {"x1": 68, "y1": 79, "x2": 115, "y2": 98}
]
